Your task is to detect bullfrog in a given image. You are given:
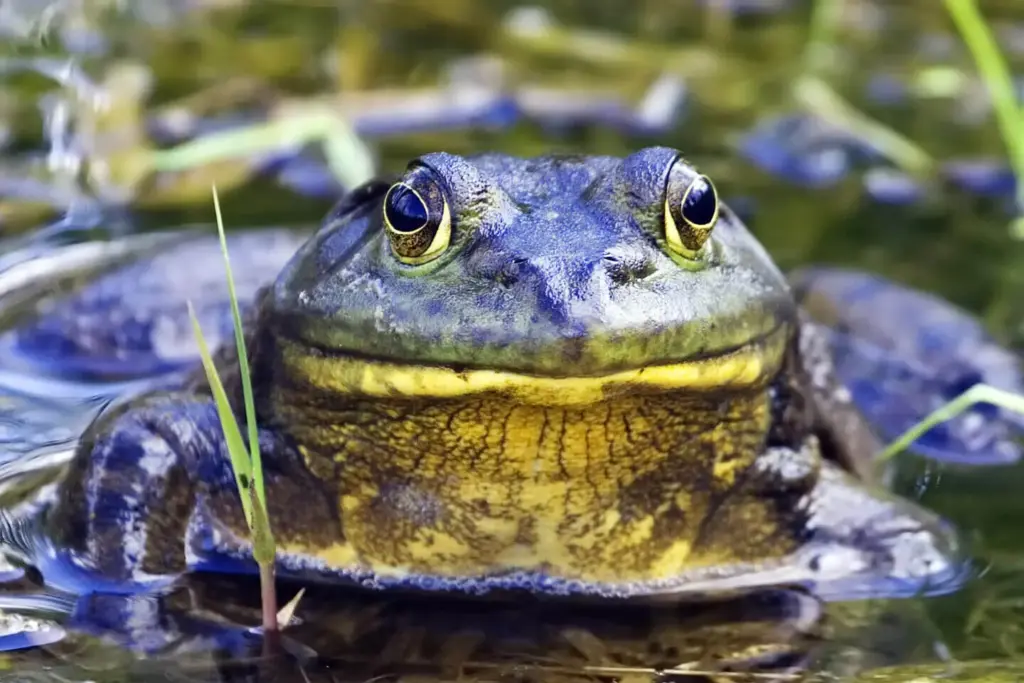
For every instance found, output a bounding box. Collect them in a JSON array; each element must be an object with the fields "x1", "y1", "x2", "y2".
[{"x1": 0, "y1": 147, "x2": 983, "y2": 602}]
